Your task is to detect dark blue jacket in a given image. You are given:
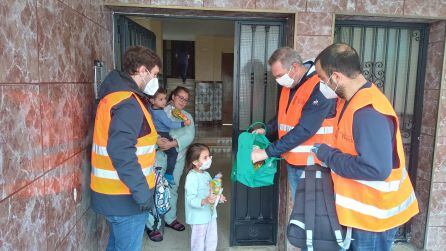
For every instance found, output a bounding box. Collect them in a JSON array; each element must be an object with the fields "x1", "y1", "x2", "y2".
[
  {"x1": 91, "y1": 70, "x2": 154, "y2": 216},
  {"x1": 149, "y1": 106, "x2": 184, "y2": 132},
  {"x1": 265, "y1": 62, "x2": 337, "y2": 168},
  {"x1": 316, "y1": 82, "x2": 397, "y2": 180}
]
